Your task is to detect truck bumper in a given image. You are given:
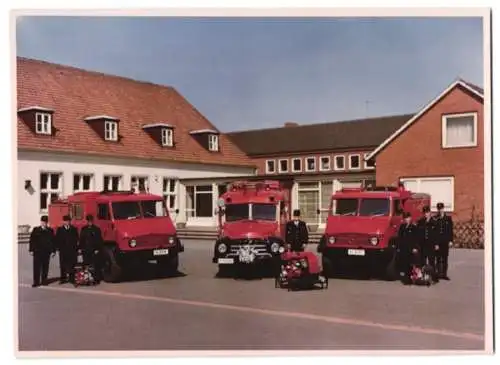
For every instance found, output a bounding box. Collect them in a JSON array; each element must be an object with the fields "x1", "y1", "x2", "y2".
[
  {"x1": 117, "y1": 246, "x2": 181, "y2": 265},
  {"x1": 322, "y1": 247, "x2": 395, "y2": 263}
]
